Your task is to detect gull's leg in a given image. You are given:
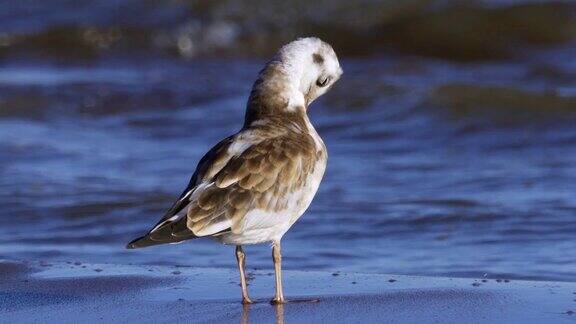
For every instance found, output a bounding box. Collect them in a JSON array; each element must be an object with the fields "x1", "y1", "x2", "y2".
[
  {"x1": 271, "y1": 240, "x2": 285, "y2": 304},
  {"x1": 235, "y1": 245, "x2": 253, "y2": 304}
]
